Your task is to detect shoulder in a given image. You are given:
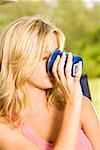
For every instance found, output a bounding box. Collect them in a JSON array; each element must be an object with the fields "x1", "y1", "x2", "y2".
[
  {"x1": 80, "y1": 96, "x2": 100, "y2": 149},
  {"x1": 0, "y1": 121, "x2": 16, "y2": 150},
  {"x1": 0, "y1": 120, "x2": 40, "y2": 150},
  {"x1": 81, "y1": 96, "x2": 99, "y2": 124}
]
